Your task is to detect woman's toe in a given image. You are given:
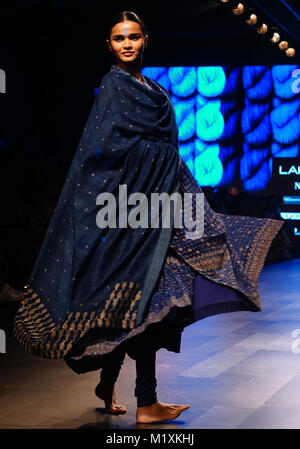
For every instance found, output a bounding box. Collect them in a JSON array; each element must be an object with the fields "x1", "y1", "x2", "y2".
[{"x1": 107, "y1": 403, "x2": 127, "y2": 414}]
